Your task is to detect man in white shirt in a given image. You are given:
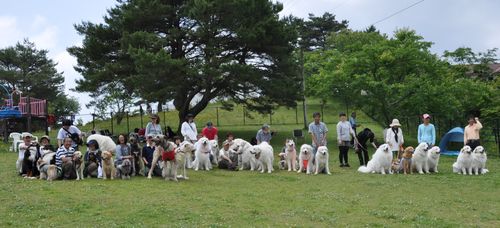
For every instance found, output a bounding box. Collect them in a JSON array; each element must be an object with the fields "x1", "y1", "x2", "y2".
[
  {"x1": 57, "y1": 119, "x2": 82, "y2": 149},
  {"x1": 181, "y1": 113, "x2": 197, "y2": 143}
]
